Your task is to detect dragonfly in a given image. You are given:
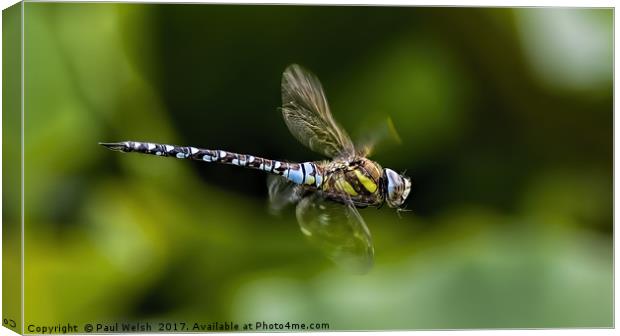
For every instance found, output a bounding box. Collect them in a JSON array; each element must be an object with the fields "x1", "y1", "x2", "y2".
[{"x1": 101, "y1": 64, "x2": 412, "y2": 274}]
